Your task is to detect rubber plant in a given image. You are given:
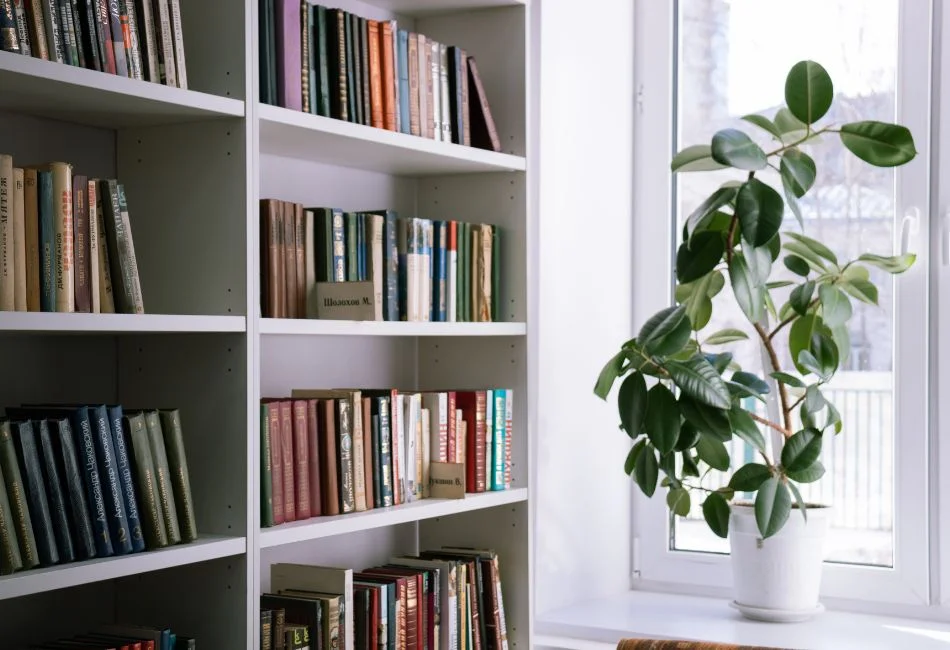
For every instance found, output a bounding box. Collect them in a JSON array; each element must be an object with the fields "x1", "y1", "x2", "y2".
[{"x1": 594, "y1": 60, "x2": 918, "y2": 540}]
